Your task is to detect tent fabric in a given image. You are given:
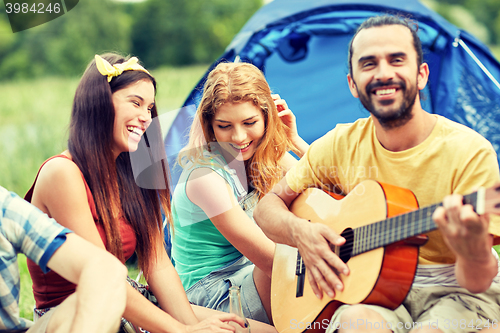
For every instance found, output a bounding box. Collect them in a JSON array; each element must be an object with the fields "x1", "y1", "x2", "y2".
[{"x1": 165, "y1": 0, "x2": 500, "y2": 188}]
